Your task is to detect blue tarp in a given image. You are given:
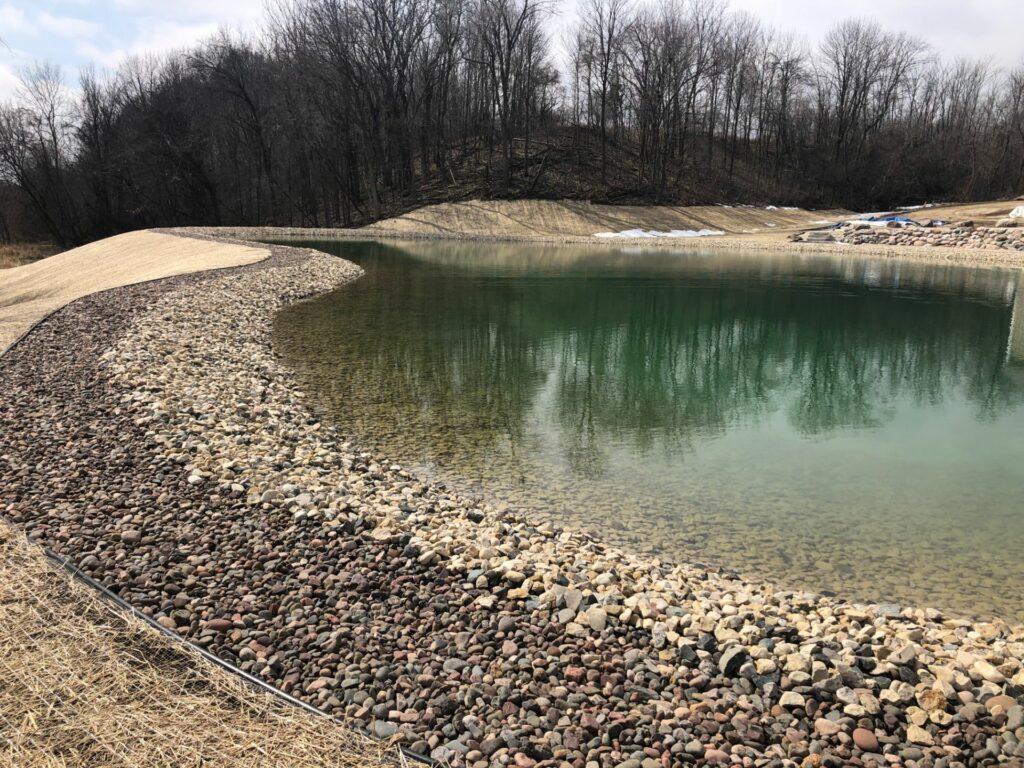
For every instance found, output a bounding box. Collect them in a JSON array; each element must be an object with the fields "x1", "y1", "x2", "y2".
[{"x1": 862, "y1": 214, "x2": 920, "y2": 224}]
